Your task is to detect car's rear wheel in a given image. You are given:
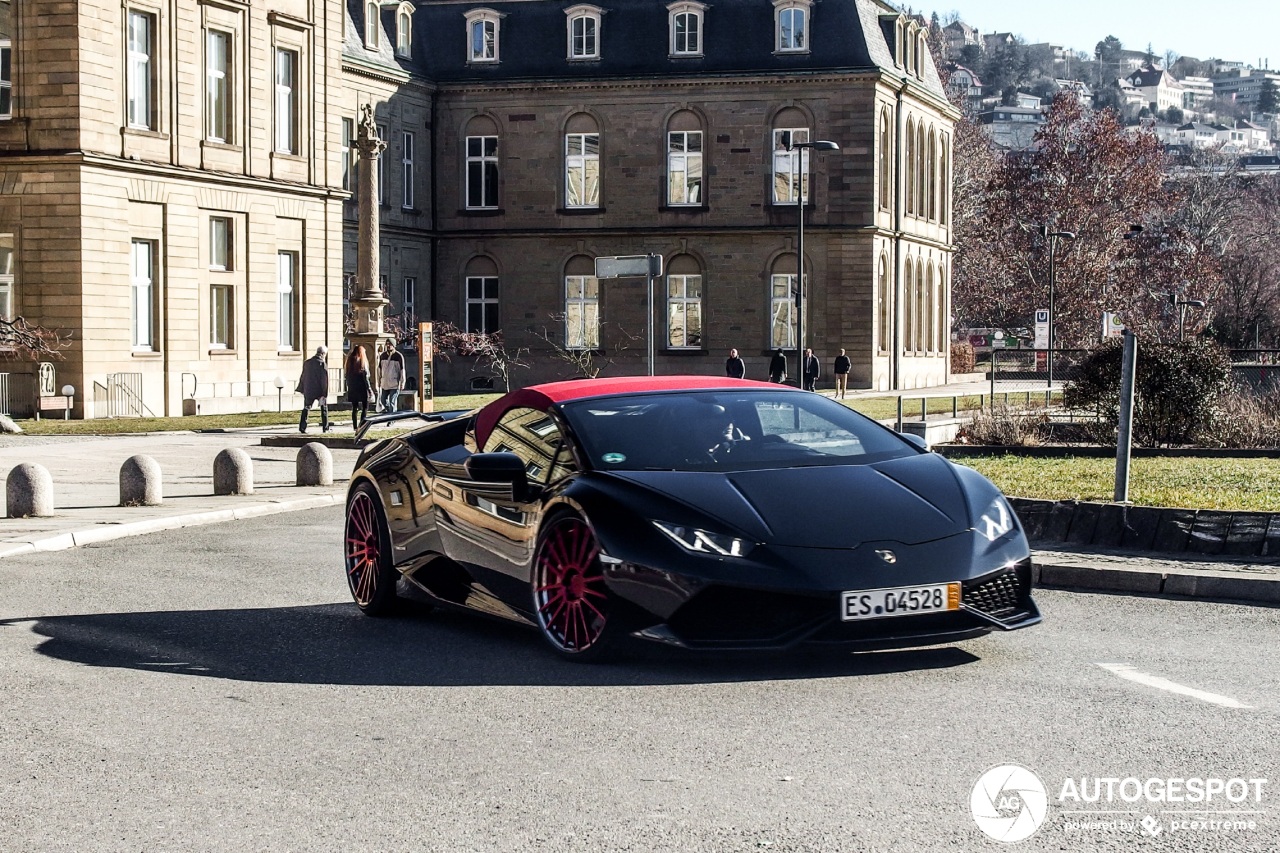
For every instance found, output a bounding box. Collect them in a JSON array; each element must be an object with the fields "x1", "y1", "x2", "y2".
[
  {"x1": 345, "y1": 482, "x2": 398, "y2": 616},
  {"x1": 532, "y1": 514, "x2": 619, "y2": 661}
]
